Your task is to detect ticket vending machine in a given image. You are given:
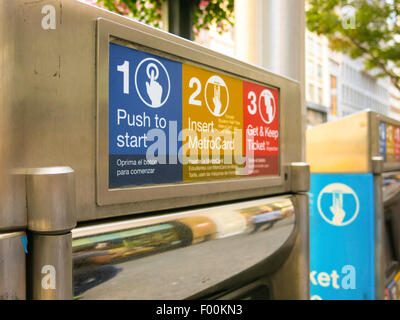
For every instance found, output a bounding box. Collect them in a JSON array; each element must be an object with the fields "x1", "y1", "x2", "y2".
[
  {"x1": 307, "y1": 111, "x2": 400, "y2": 300},
  {"x1": 0, "y1": 0, "x2": 309, "y2": 300}
]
